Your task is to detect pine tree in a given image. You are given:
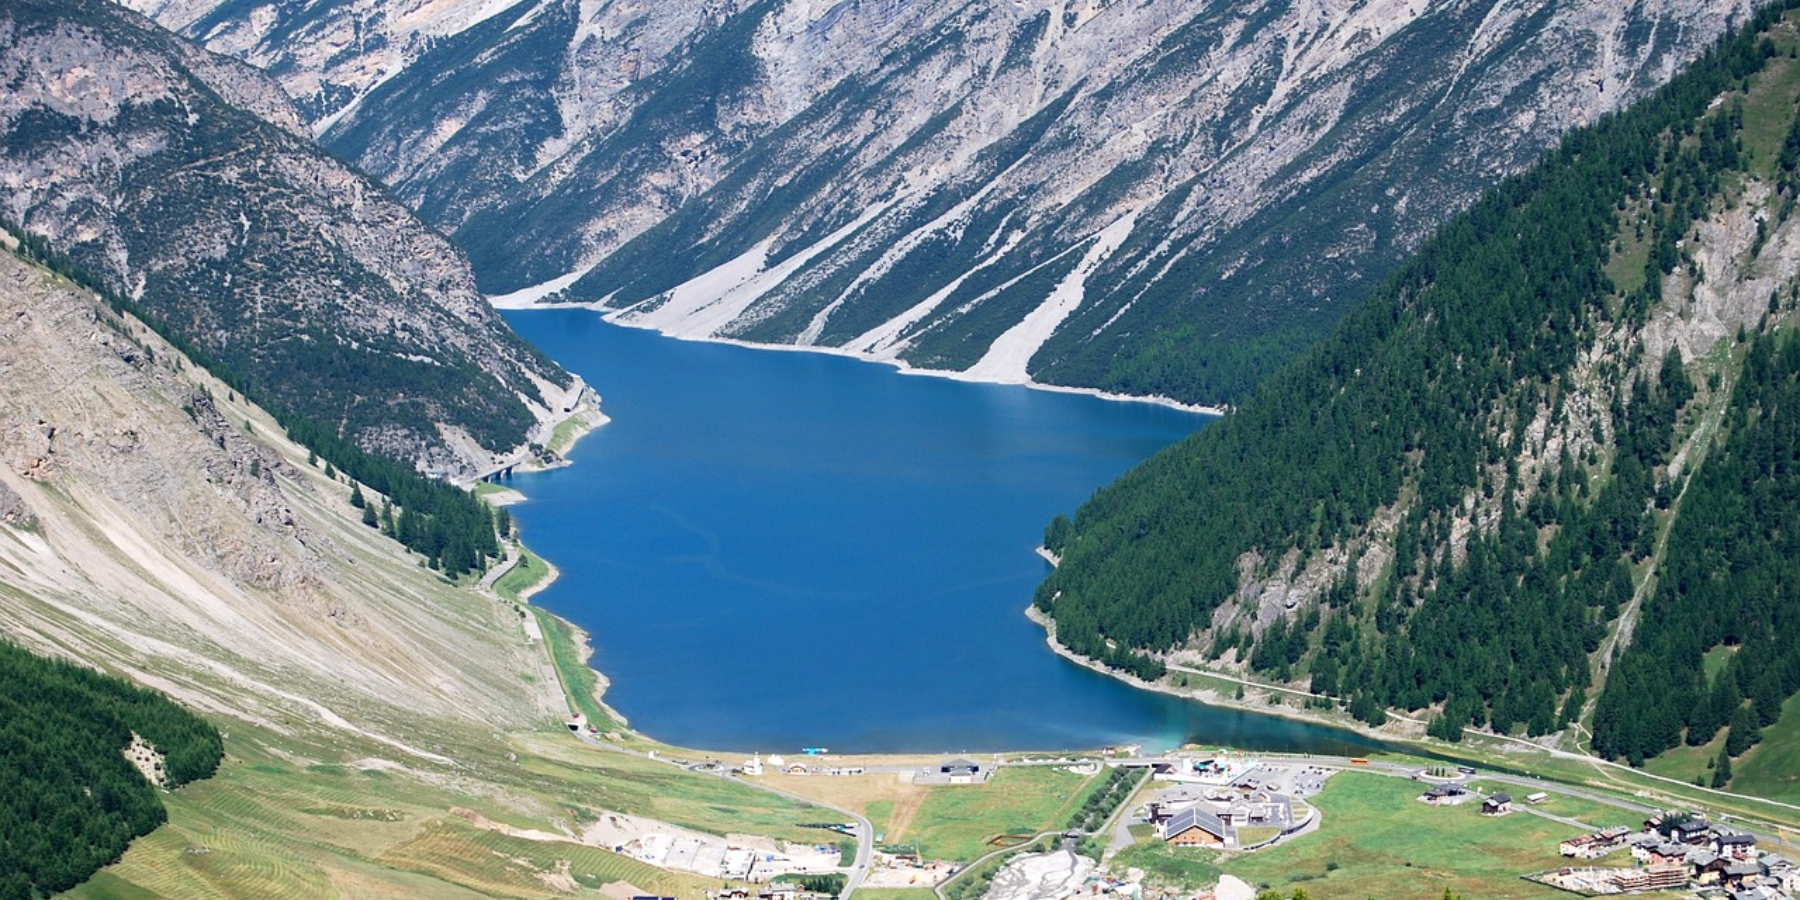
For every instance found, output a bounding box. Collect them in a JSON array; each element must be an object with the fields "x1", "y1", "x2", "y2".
[{"x1": 1725, "y1": 704, "x2": 1762, "y2": 757}]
